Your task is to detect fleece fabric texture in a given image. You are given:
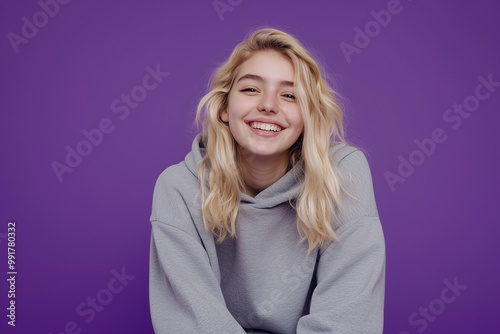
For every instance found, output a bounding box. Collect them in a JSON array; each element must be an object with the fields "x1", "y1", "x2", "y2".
[{"x1": 149, "y1": 134, "x2": 386, "y2": 334}]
